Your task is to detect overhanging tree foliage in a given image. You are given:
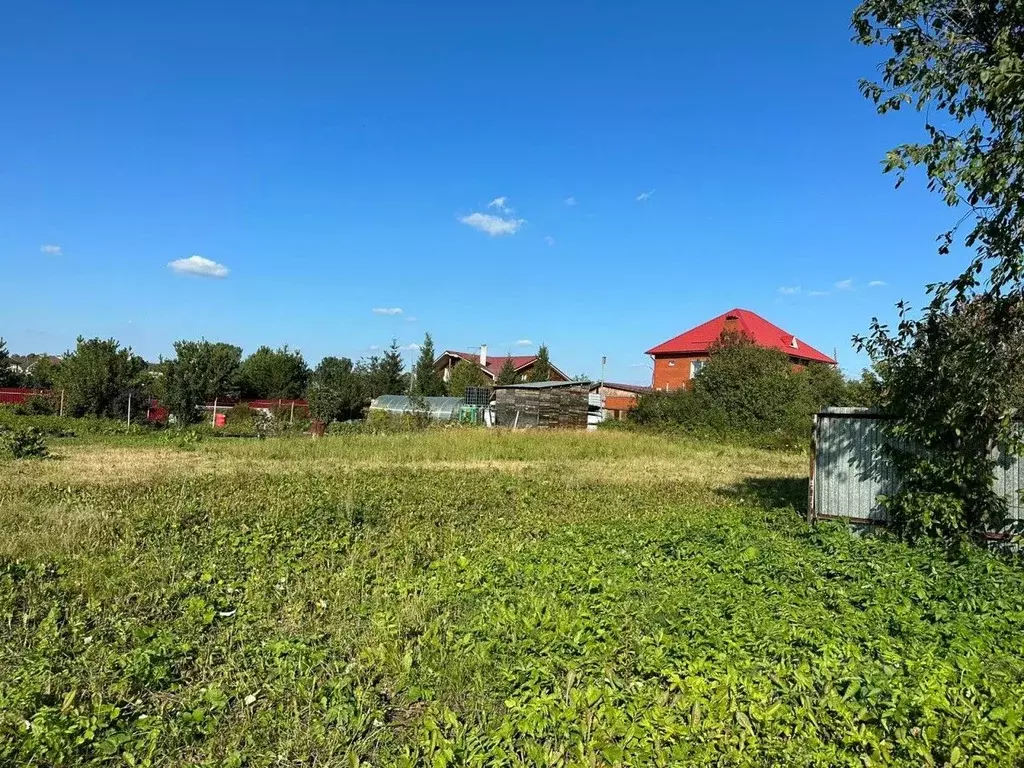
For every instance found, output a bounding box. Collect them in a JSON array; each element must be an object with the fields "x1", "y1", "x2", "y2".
[{"x1": 853, "y1": 0, "x2": 1024, "y2": 545}]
